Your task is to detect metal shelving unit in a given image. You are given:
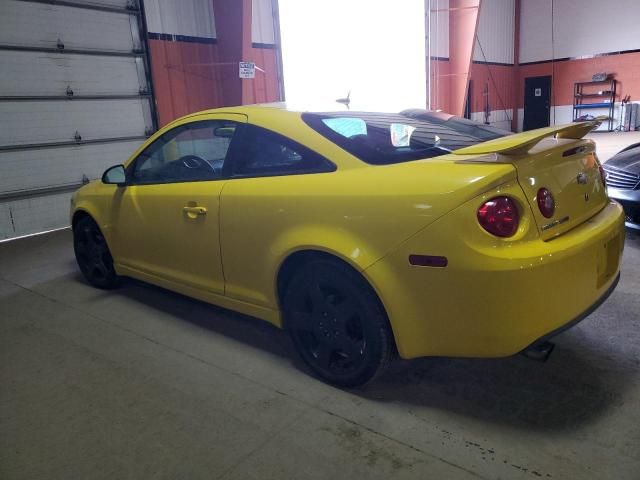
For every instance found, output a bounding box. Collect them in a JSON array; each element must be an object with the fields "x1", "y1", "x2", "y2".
[{"x1": 573, "y1": 79, "x2": 617, "y2": 131}]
